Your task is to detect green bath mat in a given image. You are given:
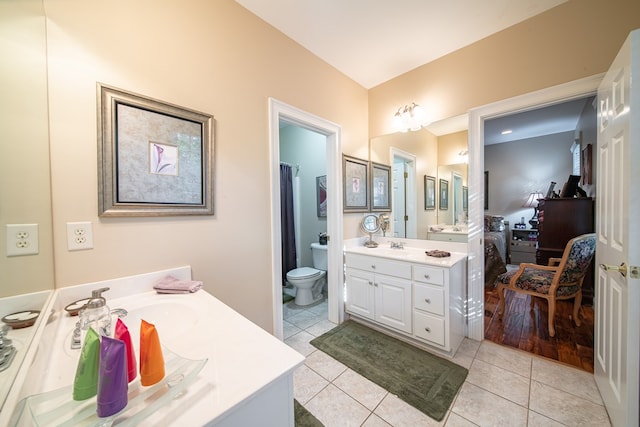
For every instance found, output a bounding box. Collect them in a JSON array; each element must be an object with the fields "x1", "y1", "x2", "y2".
[
  {"x1": 294, "y1": 399, "x2": 322, "y2": 427},
  {"x1": 310, "y1": 320, "x2": 468, "y2": 421}
]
